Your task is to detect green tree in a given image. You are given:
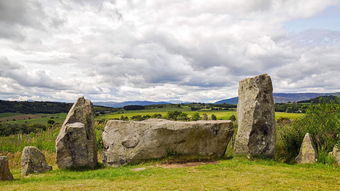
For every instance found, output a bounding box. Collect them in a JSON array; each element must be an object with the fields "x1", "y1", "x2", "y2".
[{"x1": 211, "y1": 114, "x2": 217, "y2": 120}]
